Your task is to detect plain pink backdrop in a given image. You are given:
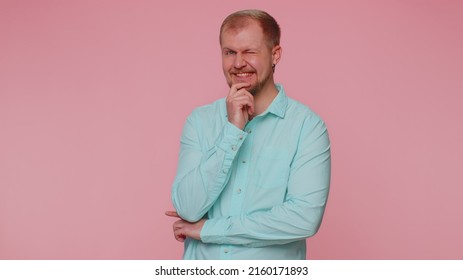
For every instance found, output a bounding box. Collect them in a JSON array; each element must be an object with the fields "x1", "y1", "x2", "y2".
[{"x1": 1, "y1": 0, "x2": 462, "y2": 259}]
